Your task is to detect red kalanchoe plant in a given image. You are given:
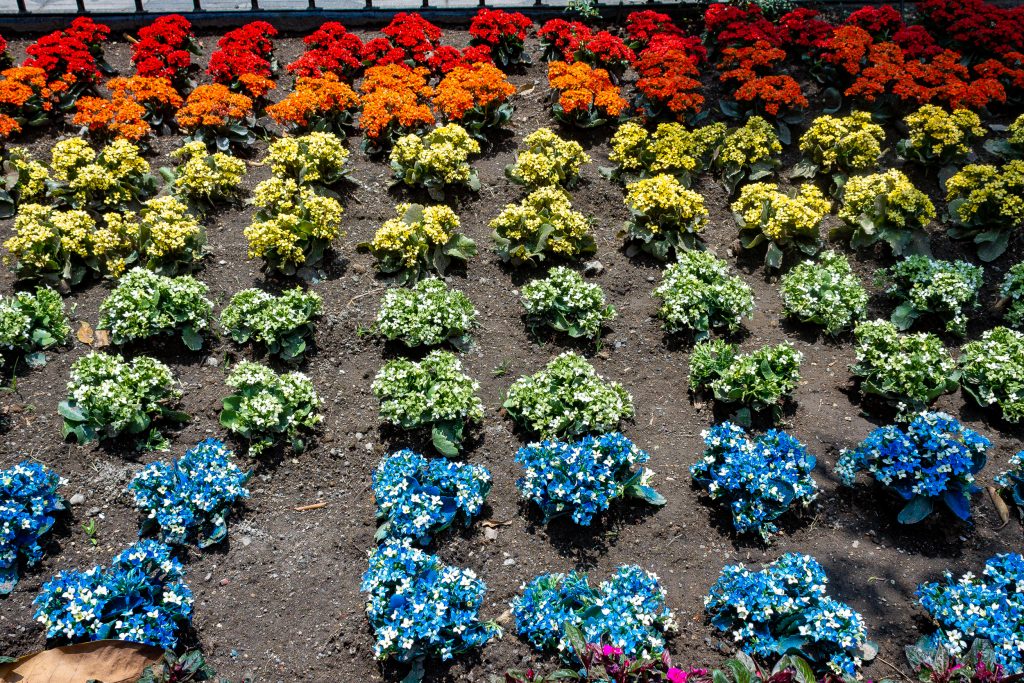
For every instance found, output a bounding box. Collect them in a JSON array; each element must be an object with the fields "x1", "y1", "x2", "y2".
[
  {"x1": 207, "y1": 21, "x2": 278, "y2": 89},
  {"x1": 717, "y1": 40, "x2": 806, "y2": 119},
  {"x1": 426, "y1": 45, "x2": 493, "y2": 75},
  {"x1": 893, "y1": 24, "x2": 942, "y2": 59},
  {"x1": 380, "y1": 12, "x2": 443, "y2": 66},
  {"x1": 704, "y1": 3, "x2": 781, "y2": 48},
  {"x1": 130, "y1": 15, "x2": 200, "y2": 92},
  {"x1": 287, "y1": 22, "x2": 365, "y2": 80},
  {"x1": 917, "y1": 0, "x2": 1024, "y2": 58},
  {"x1": 624, "y1": 10, "x2": 683, "y2": 51},
  {"x1": 634, "y1": 39, "x2": 704, "y2": 120},
  {"x1": 776, "y1": 8, "x2": 835, "y2": 48},
  {"x1": 23, "y1": 17, "x2": 111, "y2": 97},
  {"x1": 469, "y1": 9, "x2": 532, "y2": 67},
  {"x1": 845, "y1": 4, "x2": 905, "y2": 39},
  {"x1": 360, "y1": 37, "x2": 407, "y2": 68},
  {"x1": 575, "y1": 31, "x2": 635, "y2": 81},
  {"x1": 0, "y1": 34, "x2": 10, "y2": 69},
  {"x1": 537, "y1": 19, "x2": 593, "y2": 62}
]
